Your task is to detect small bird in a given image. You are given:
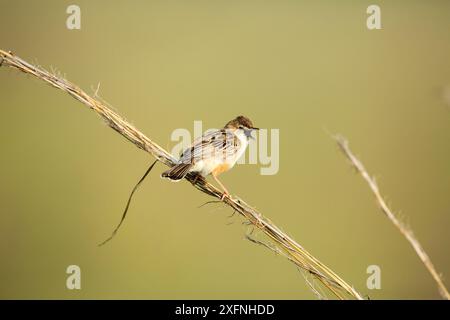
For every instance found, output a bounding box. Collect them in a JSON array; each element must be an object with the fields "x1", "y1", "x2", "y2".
[{"x1": 161, "y1": 116, "x2": 259, "y2": 199}]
